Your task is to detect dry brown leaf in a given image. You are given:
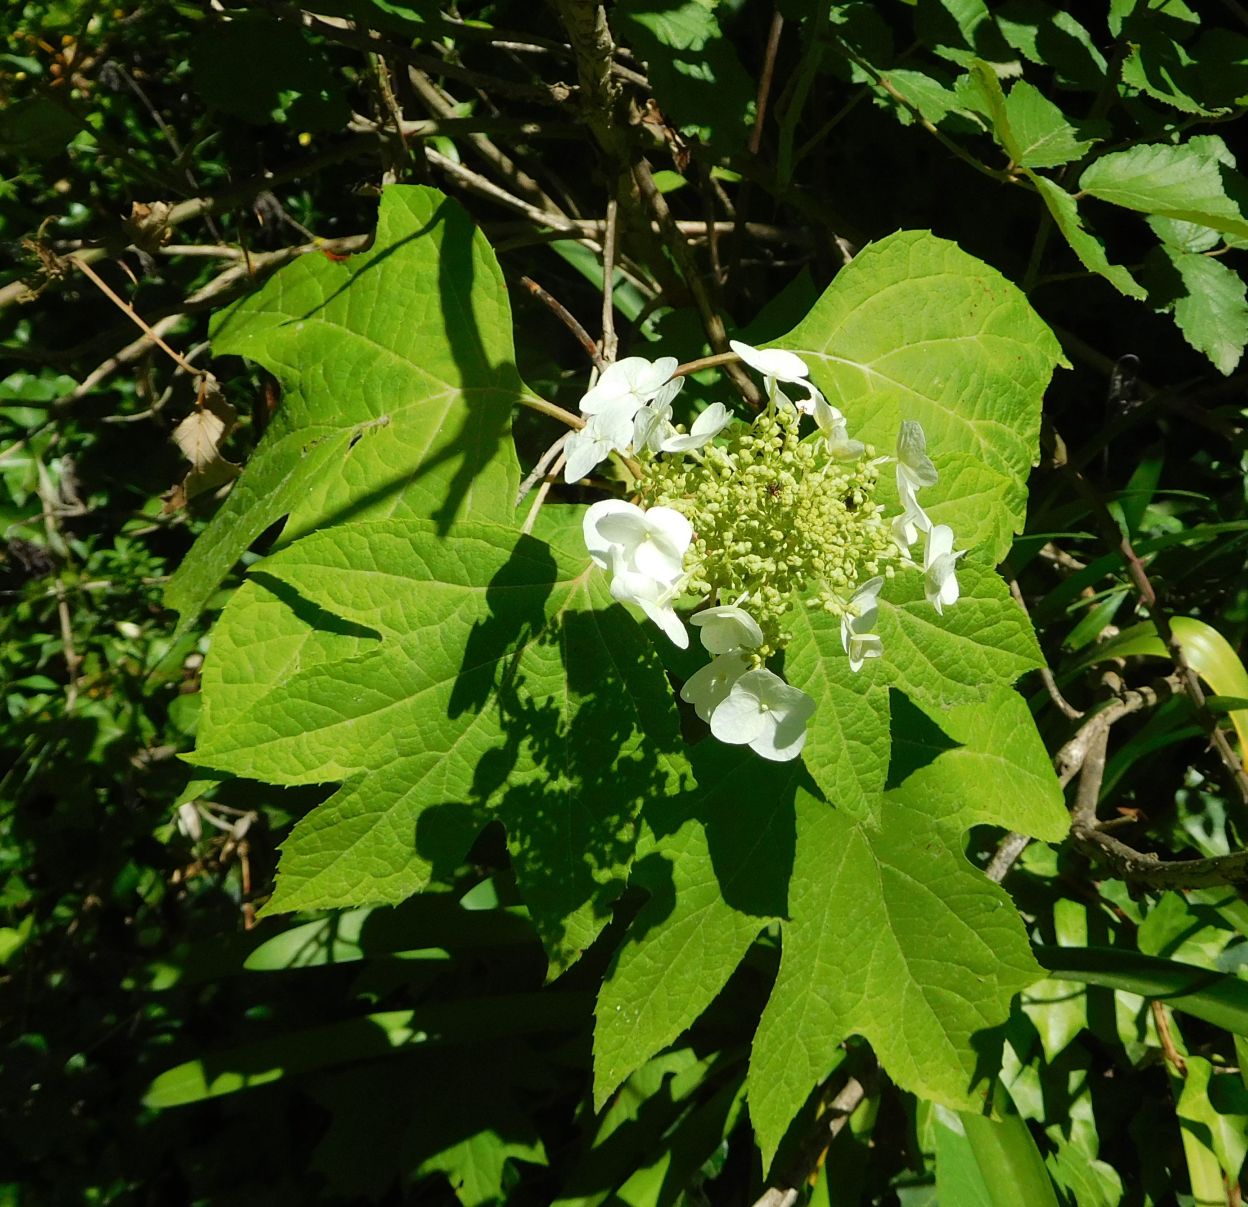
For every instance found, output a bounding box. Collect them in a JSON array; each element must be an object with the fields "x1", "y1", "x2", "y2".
[{"x1": 164, "y1": 379, "x2": 240, "y2": 512}]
